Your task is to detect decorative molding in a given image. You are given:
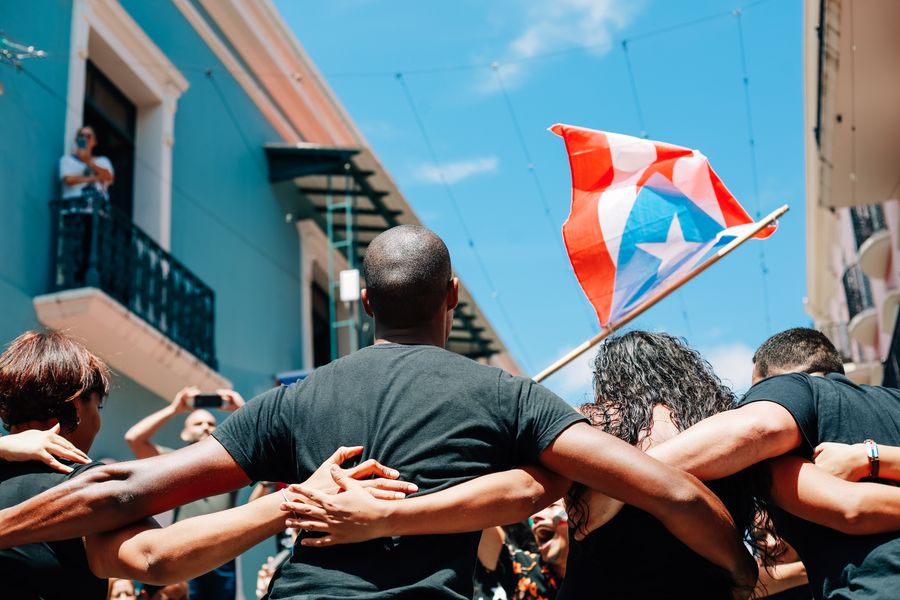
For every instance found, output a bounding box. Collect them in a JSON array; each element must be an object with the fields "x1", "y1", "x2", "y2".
[
  {"x1": 34, "y1": 288, "x2": 230, "y2": 400},
  {"x1": 66, "y1": 0, "x2": 188, "y2": 250}
]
